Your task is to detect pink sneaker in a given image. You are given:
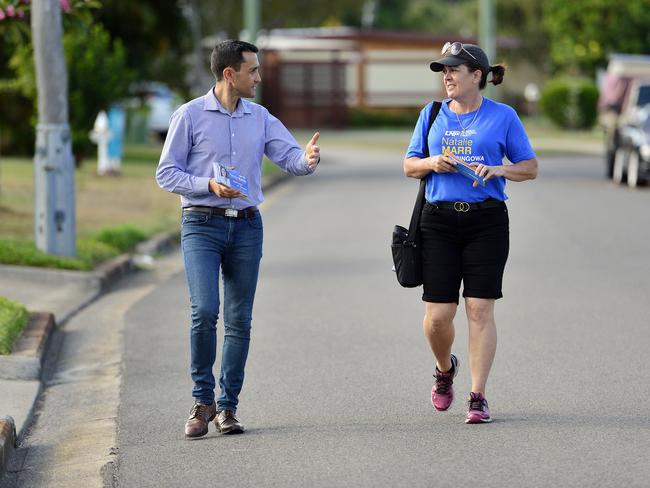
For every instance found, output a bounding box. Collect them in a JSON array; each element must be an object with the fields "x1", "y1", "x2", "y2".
[
  {"x1": 465, "y1": 392, "x2": 492, "y2": 424},
  {"x1": 431, "y1": 354, "x2": 459, "y2": 411}
]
